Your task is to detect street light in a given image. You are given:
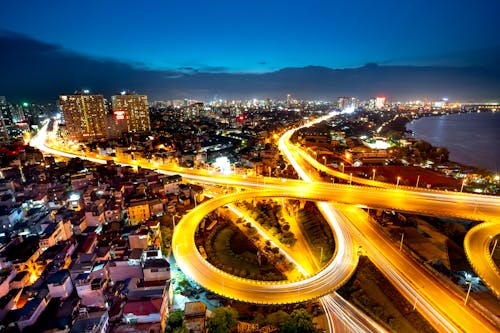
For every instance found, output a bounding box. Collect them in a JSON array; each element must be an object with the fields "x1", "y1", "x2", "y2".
[
  {"x1": 349, "y1": 173, "x2": 353, "y2": 185},
  {"x1": 372, "y1": 169, "x2": 376, "y2": 181},
  {"x1": 464, "y1": 281, "x2": 473, "y2": 305},
  {"x1": 396, "y1": 176, "x2": 401, "y2": 189},
  {"x1": 415, "y1": 175, "x2": 420, "y2": 189},
  {"x1": 340, "y1": 162, "x2": 345, "y2": 173},
  {"x1": 491, "y1": 236, "x2": 498, "y2": 257},
  {"x1": 460, "y1": 179, "x2": 466, "y2": 193},
  {"x1": 322, "y1": 156, "x2": 326, "y2": 166},
  {"x1": 172, "y1": 214, "x2": 180, "y2": 229}
]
